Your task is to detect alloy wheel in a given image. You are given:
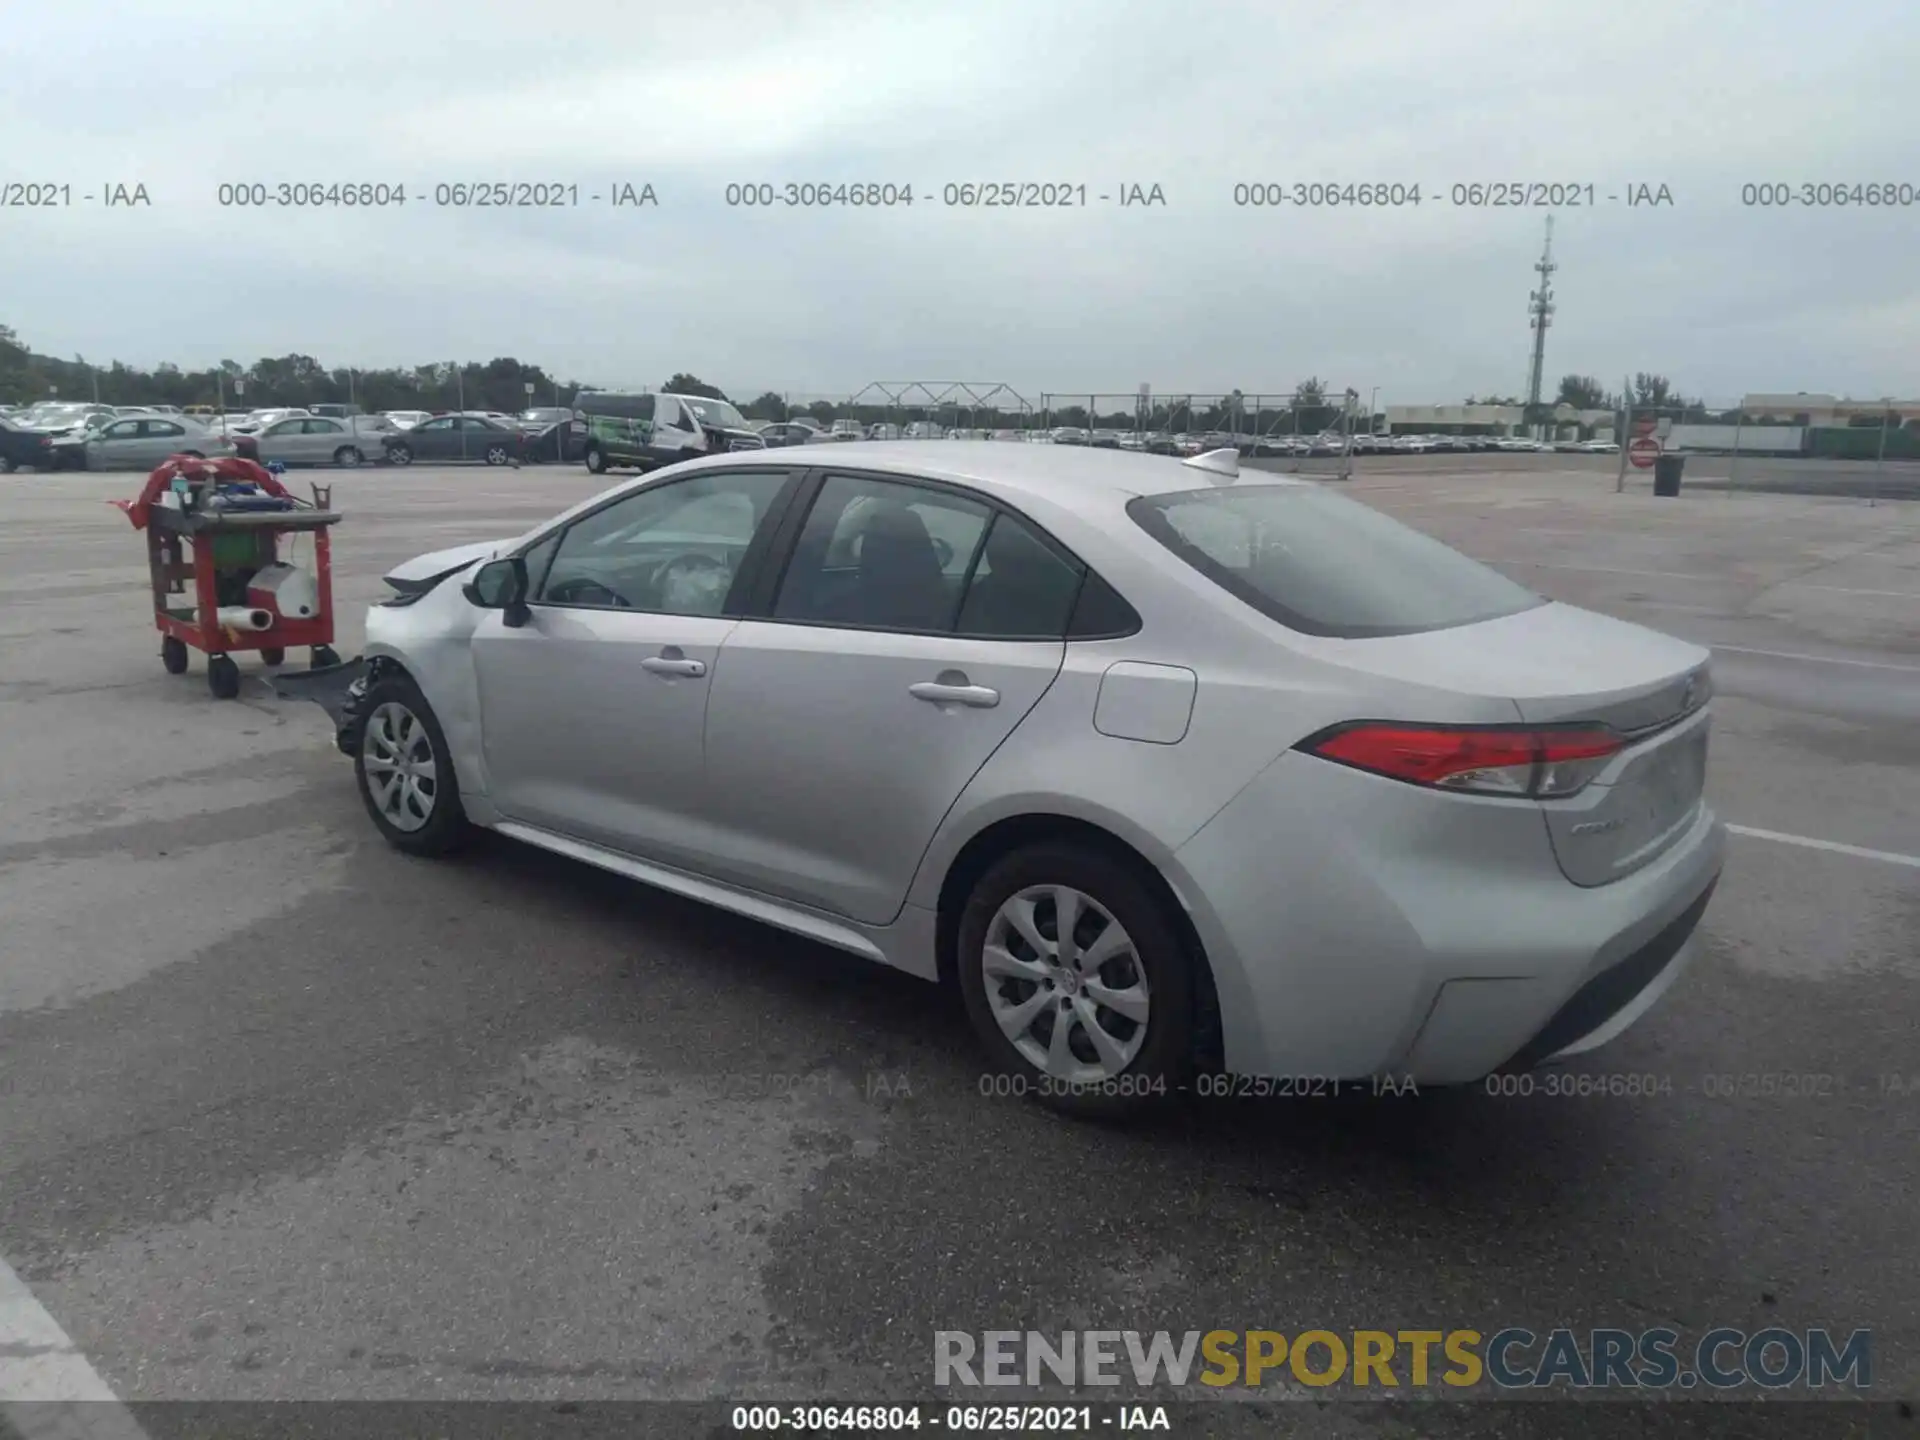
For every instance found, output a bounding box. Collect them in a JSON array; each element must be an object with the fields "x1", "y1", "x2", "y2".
[
  {"x1": 362, "y1": 701, "x2": 438, "y2": 832},
  {"x1": 981, "y1": 885, "x2": 1150, "y2": 1082}
]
